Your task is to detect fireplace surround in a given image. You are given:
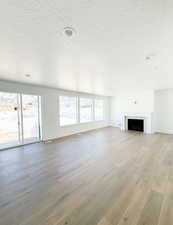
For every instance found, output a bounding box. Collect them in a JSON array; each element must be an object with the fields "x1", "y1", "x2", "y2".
[{"x1": 121, "y1": 113, "x2": 153, "y2": 134}]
